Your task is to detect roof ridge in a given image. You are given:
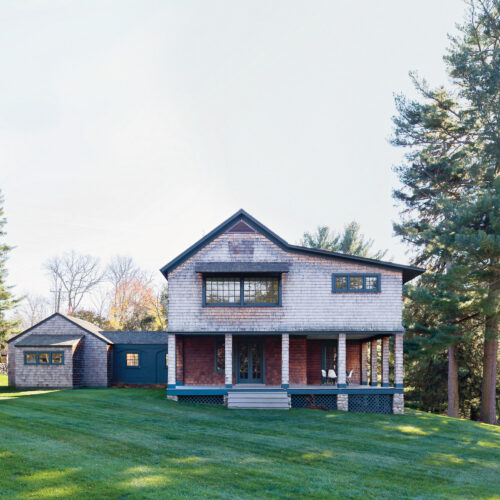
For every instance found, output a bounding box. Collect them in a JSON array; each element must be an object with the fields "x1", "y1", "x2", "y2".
[{"x1": 160, "y1": 209, "x2": 425, "y2": 283}]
